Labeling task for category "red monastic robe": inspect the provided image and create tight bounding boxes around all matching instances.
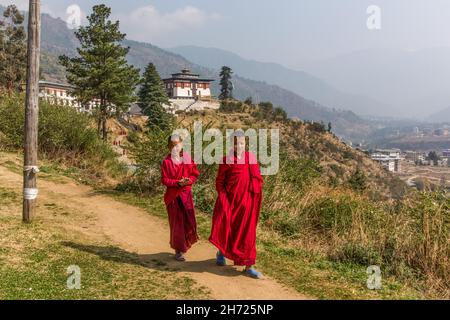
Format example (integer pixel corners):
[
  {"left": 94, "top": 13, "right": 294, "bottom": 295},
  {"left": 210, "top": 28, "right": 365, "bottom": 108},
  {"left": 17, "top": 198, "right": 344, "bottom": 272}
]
[
  {"left": 161, "top": 153, "right": 200, "bottom": 253},
  {"left": 209, "top": 151, "right": 263, "bottom": 266}
]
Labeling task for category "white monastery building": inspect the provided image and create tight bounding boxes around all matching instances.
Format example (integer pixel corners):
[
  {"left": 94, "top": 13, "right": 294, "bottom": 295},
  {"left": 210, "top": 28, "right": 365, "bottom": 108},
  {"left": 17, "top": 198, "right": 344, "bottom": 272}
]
[
  {"left": 38, "top": 81, "right": 99, "bottom": 112},
  {"left": 163, "top": 69, "right": 214, "bottom": 100}
]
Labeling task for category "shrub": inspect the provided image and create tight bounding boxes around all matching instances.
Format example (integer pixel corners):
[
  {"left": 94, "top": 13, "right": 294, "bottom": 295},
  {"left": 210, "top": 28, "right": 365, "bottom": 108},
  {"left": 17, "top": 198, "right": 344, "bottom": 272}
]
[
  {"left": 0, "top": 94, "right": 122, "bottom": 180},
  {"left": 192, "top": 183, "right": 216, "bottom": 214},
  {"left": 219, "top": 100, "right": 244, "bottom": 113},
  {"left": 306, "top": 122, "right": 326, "bottom": 133},
  {"left": 120, "top": 128, "right": 168, "bottom": 194},
  {"left": 332, "top": 243, "right": 382, "bottom": 266},
  {"left": 244, "top": 97, "right": 253, "bottom": 105},
  {"left": 348, "top": 168, "right": 367, "bottom": 192},
  {"left": 302, "top": 195, "right": 356, "bottom": 234},
  {"left": 266, "top": 152, "right": 322, "bottom": 193}
]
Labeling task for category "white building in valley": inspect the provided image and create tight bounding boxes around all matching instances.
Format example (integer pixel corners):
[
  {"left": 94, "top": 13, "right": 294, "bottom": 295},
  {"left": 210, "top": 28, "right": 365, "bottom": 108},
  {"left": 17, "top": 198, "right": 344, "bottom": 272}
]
[
  {"left": 371, "top": 149, "right": 402, "bottom": 173},
  {"left": 442, "top": 149, "right": 450, "bottom": 159}
]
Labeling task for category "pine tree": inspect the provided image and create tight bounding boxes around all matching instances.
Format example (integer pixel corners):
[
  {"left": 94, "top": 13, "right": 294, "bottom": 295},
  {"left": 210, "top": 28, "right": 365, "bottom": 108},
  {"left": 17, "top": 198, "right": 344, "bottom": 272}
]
[
  {"left": 219, "top": 66, "right": 233, "bottom": 100},
  {"left": 59, "top": 5, "right": 140, "bottom": 141},
  {"left": 0, "top": 5, "right": 26, "bottom": 93},
  {"left": 137, "top": 63, "right": 172, "bottom": 131}
]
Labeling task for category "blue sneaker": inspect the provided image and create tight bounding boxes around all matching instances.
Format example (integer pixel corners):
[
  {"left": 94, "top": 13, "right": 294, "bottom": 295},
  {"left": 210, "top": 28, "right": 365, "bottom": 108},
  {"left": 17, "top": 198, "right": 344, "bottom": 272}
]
[
  {"left": 244, "top": 268, "right": 262, "bottom": 279},
  {"left": 216, "top": 251, "right": 226, "bottom": 266}
]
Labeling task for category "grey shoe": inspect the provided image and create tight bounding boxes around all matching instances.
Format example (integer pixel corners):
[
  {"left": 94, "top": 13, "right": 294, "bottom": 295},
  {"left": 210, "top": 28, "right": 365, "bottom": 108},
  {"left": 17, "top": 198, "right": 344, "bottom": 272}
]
[{"left": 175, "top": 252, "right": 186, "bottom": 262}]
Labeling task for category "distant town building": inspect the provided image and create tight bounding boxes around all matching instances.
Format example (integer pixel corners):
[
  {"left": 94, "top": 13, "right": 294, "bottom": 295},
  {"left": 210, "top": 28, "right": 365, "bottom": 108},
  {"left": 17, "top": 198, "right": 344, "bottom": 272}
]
[
  {"left": 371, "top": 149, "right": 402, "bottom": 172},
  {"left": 163, "top": 69, "right": 214, "bottom": 100},
  {"left": 437, "top": 158, "right": 448, "bottom": 167},
  {"left": 442, "top": 149, "right": 450, "bottom": 159},
  {"left": 405, "top": 151, "right": 426, "bottom": 163},
  {"left": 376, "top": 149, "right": 401, "bottom": 158},
  {"left": 434, "top": 128, "right": 449, "bottom": 136}
]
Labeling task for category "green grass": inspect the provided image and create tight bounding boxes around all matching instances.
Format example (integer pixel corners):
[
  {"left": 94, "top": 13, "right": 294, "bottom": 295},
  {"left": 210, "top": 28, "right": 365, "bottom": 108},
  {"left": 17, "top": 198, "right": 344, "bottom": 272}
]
[
  {"left": 0, "top": 240, "right": 209, "bottom": 300},
  {"left": 0, "top": 186, "right": 18, "bottom": 206},
  {"left": 0, "top": 151, "right": 107, "bottom": 186},
  {"left": 0, "top": 183, "right": 210, "bottom": 300},
  {"left": 257, "top": 239, "right": 424, "bottom": 300},
  {"left": 0, "top": 159, "right": 21, "bottom": 175}
]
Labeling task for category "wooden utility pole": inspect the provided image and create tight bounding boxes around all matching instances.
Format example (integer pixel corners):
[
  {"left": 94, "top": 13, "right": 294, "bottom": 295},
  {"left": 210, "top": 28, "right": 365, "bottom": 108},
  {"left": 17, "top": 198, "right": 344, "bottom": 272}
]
[{"left": 23, "top": 0, "right": 41, "bottom": 223}]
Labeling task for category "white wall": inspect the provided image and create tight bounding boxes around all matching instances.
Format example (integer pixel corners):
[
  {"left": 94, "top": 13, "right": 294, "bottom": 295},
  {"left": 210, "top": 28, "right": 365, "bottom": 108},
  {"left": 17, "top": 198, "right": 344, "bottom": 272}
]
[
  {"left": 174, "top": 87, "right": 192, "bottom": 98},
  {"left": 196, "top": 88, "right": 211, "bottom": 97},
  {"left": 172, "top": 86, "right": 212, "bottom": 98}
]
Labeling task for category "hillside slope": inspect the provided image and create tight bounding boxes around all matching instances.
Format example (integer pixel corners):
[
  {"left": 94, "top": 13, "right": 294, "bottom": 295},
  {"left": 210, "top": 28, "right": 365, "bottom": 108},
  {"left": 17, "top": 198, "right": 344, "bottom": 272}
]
[
  {"left": 157, "top": 102, "right": 407, "bottom": 200},
  {"left": 9, "top": 7, "right": 373, "bottom": 141}
]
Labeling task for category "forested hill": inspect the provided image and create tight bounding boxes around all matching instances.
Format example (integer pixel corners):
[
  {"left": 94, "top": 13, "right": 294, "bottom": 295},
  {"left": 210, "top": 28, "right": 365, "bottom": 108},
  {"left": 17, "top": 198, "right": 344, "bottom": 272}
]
[{"left": 4, "top": 6, "right": 373, "bottom": 141}]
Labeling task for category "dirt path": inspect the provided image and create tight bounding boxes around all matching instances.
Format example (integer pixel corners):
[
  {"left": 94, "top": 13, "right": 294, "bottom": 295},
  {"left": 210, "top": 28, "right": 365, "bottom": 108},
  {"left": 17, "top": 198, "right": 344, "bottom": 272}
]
[{"left": 0, "top": 162, "right": 308, "bottom": 300}]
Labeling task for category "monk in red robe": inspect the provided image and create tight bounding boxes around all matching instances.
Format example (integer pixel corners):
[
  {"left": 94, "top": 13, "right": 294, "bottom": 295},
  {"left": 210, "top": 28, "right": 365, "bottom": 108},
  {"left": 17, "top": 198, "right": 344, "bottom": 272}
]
[
  {"left": 161, "top": 134, "right": 200, "bottom": 261},
  {"left": 209, "top": 131, "right": 264, "bottom": 279}
]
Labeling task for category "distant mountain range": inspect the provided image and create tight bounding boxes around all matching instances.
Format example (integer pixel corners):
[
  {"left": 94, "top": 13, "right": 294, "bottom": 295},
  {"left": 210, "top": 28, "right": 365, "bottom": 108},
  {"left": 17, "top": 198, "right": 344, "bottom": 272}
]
[
  {"left": 426, "top": 106, "right": 450, "bottom": 123},
  {"left": 296, "top": 48, "right": 450, "bottom": 121},
  {"left": 171, "top": 46, "right": 450, "bottom": 124},
  {"left": 170, "top": 45, "right": 389, "bottom": 118},
  {"left": 11, "top": 7, "right": 371, "bottom": 141}
]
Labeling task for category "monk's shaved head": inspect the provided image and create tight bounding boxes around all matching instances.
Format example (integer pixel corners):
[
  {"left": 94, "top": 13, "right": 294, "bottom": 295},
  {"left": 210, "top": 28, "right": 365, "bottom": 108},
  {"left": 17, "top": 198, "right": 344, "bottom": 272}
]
[
  {"left": 230, "top": 130, "right": 246, "bottom": 157},
  {"left": 168, "top": 134, "right": 182, "bottom": 144}
]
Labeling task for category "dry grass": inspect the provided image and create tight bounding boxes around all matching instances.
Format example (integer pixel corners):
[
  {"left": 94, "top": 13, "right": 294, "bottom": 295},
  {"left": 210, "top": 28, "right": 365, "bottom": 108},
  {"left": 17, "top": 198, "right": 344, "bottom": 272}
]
[{"left": 261, "top": 176, "right": 449, "bottom": 298}]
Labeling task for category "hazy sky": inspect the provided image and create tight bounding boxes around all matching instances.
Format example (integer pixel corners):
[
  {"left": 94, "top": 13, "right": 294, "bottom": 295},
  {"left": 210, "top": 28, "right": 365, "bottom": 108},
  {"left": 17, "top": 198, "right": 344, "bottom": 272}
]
[{"left": 3, "top": 0, "right": 450, "bottom": 67}]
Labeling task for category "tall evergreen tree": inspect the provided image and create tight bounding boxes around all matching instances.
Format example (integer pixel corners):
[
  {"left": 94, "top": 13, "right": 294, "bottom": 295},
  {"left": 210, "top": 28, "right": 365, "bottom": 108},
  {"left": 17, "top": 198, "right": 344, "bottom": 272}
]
[
  {"left": 0, "top": 5, "right": 26, "bottom": 93},
  {"left": 59, "top": 5, "right": 140, "bottom": 141},
  {"left": 219, "top": 66, "right": 233, "bottom": 100},
  {"left": 137, "top": 63, "right": 172, "bottom": 131}
]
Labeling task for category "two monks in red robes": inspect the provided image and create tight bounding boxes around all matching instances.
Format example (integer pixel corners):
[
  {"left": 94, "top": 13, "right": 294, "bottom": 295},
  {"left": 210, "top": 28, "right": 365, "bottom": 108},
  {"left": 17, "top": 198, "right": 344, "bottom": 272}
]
[
  {"left": 209, "top": 131, "right": 264, "bottom": 279},
  {"left": 161, "top": 134, "right": 199, "bottom": 262},
  {"left": 161, "top": 131, "right": 263, "bottom": 278}
]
